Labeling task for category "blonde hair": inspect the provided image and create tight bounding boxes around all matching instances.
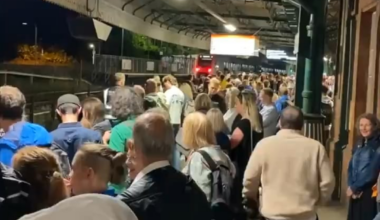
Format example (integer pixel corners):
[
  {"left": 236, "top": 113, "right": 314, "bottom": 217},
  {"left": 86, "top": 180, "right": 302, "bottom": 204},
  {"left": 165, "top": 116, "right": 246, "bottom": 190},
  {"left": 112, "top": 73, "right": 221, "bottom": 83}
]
[
  {"left": 75, "top": 144, "right": 127, "bottom": 185},
  {"left": 183, "top": 112, "right": 216, "bottom": 150},
  {"left": 225, "top": 87, "right": 239, "bottom": 109},
  {"left": 163, "top": 75, "right": 178, "bottom": 86},
  {"left": 179, "top": 82, "right": 194, "bottom": 100},
  {"left": 279, "top": 84, "right": 288, "bottom": 96},
  {"left": 207, "top": 108, "right": 228, "bottom": 133},
  {"left": 238, "top": 91, "right": 262, "bottom": 133},
  {"left": 194, "top": 93, "right": 212, "bottom": 111},
  {"left": 12, "top": 147, "right": 67, "bottom": 211}
]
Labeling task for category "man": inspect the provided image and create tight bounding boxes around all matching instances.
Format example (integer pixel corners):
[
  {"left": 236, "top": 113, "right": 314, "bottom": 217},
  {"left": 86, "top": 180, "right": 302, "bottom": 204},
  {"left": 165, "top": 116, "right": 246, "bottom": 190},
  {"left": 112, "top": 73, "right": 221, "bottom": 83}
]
[
  {"left": 143, "top": 79, "right": 167, "bottom": 111},
  {"left": 119, "top": 111, "right": 211, "bottom": 220},
  {"left": 243, "top": 106, "right": 335, "bottom": 220},
  {"left": 104, "top": 73, "right": 125, "bottom": 119},
  {"left": 0, "top": 86, "right": 51, "bottom": 166},
  {"left": 259, "top": 88, "right": 279, "bottom": 137},
  {"left": 208, "top": 77, "right": 227, "bottom": 113},
  {"left": 51, "top": 94, "right": 102, "bottom": 162},
  {"left": 274, "top": 84, "right": 289, "bottom": 113},
  {"left": 162, "top": 75, "right": 184, "bottom": 135}
]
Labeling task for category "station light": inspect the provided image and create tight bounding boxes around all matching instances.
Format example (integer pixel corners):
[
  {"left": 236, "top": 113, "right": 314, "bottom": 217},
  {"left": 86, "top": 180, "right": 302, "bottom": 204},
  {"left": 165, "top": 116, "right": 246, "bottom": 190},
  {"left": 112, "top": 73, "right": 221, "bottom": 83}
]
[
  {"left": 224, "top": 24, "right": 237, "bottom": 32},
  {"left": 89, "top": 44, "right": 95, "bottom": 49},
  {"left": 22, "top": 22, "right": 28, "bottom": 26}
]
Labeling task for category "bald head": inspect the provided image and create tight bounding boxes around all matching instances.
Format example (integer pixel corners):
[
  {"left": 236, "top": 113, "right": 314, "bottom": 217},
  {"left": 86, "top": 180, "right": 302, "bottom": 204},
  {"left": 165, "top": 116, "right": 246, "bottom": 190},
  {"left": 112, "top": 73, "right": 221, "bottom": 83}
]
[
  {"left": 280, "top": 106, "right": 304, "bottom": 130},
  {"left": 133, "top": 112, "right": 174, "bottom": 158}
]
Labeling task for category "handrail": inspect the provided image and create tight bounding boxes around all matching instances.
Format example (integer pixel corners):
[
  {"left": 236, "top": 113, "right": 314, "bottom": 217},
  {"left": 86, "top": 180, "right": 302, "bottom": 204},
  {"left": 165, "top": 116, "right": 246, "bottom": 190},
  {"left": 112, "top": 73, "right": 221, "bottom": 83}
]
[{"left": 26, "top": 90, "right": 103, "bottom": 106}]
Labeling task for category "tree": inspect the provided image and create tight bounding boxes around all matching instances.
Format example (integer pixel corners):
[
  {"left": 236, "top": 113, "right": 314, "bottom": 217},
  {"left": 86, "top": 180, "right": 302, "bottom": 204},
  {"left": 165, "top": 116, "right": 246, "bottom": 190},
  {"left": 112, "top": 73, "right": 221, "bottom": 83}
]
[{"left": 10, "top": 45, "right": 74, "bottom": 65}]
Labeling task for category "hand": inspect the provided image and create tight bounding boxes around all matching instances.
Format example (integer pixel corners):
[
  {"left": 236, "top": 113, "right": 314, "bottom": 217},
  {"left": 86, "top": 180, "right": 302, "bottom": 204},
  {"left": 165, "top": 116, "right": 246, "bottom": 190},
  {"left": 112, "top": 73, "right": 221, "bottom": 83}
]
[
  {"left": 103, "top": 131, "right": 111, "bottom": 144},
  {"left": 346, "top": 187, "right": 353, "bottom": 197},
  {"left": 63, "top": 178, "right": 71, "bottom": 197}
]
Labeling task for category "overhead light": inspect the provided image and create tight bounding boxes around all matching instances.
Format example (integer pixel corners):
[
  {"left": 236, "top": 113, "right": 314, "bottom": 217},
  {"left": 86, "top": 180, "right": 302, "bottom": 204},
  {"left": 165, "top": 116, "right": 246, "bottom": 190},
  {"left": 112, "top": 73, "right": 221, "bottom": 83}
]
[
  {"left": 89, "top": 44, "right": 95, "bottom": 49},
  {"left": 22, "top": 22, "right": 28, "bottom": 26},
  {"left": 323, "top": 56, "right": 328, "bottom": 62},
  {"left": 224, "top": 24, "right": 237, "bottom": 32}
]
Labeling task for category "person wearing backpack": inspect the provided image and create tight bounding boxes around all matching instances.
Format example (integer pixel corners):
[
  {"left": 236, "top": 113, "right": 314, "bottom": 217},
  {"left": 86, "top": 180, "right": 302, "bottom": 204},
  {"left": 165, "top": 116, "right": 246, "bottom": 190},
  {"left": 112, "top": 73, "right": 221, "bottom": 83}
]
[
  {"left": 182, "top": 112, "right": 235, "bottom": 220},
  {"left": 143, "top": 79, "right": 168, "bottom": 111}
]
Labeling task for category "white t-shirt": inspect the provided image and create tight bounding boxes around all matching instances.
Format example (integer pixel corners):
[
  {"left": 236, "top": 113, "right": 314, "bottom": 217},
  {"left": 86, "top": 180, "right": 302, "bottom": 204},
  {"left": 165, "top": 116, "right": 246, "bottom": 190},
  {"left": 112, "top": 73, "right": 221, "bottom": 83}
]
[{"left": 165, "top": 86, "right": 185, "bottom": 125}]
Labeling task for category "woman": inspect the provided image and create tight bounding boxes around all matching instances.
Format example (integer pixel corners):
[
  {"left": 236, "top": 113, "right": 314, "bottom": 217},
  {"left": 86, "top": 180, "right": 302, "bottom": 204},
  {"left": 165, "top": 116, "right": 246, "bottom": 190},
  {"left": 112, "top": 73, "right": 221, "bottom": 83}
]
[
  {"left": 229, "top": 89, "right": 263, "bottom": 220},
  {"left": 194, "top": 93, "right": 212, "bottom": 114},
  {"left": 224, "top": 87, "right": 240, "bottom": 131},
  {"left": 347, "top": 113, "right": 380, "bottom": 220},
  {"left": 207, "top": 108, "right": 230, "bottom": 154},
  {"left": 70, "top": 143, "right": 127, "bottom": 196},
  {"left": 12, "top": 147, "right": 68, "bottom": 213},
  {"left": 182, "top": 112, "right": 235, "bottom": 201},
  {"left": 81, "top": 97, "right": 105, "bottom": 129}
]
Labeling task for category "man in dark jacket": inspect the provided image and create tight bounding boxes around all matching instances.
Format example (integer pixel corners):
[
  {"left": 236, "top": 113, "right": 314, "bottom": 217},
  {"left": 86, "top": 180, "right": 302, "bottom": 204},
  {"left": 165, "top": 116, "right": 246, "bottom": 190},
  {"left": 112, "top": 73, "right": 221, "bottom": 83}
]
[{"left": 118, "top": 110, "right": 211, "bottom": 220}]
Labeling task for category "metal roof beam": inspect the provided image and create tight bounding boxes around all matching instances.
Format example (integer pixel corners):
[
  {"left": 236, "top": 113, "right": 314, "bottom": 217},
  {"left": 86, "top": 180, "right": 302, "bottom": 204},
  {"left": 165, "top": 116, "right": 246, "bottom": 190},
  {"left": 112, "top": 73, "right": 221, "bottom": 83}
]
[
  {"left": 156, "top": 9, "right": 287, "bottom": 22},
  {"left": 174, "top": 22, "right": 293, "bottom": 33}
]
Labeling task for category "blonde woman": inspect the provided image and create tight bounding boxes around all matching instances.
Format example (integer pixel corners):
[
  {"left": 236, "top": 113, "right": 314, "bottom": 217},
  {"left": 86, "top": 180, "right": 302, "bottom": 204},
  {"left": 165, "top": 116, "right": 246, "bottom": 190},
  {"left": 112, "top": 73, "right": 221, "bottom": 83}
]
[
  {"left": 194, "top": 93, "right": 212, "bottom": 114},
  {"left": 224, "top": 87, "right": 240, "bottom": 131},
  {"left": 207, "top": 108, "right": 230, "bottom": 153},
  {"left": 182, "top": 112, "right": 235, "bottom": 202},
  {"left": 229, "top": 89, "right": 263, "bottom": 215}
]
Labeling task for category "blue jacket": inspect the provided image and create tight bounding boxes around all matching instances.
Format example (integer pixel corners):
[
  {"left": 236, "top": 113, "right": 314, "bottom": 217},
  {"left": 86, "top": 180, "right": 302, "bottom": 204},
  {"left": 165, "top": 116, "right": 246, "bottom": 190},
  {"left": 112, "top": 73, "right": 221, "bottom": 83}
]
[
  {"left": 0, "top": 122, "right": 52, "bottom": 166},
  {"left": 275, "top": 95, "right": 289, "bottom": 113},
  {"left": 348, "top": 133, "right": 380, "bottom": 193}
]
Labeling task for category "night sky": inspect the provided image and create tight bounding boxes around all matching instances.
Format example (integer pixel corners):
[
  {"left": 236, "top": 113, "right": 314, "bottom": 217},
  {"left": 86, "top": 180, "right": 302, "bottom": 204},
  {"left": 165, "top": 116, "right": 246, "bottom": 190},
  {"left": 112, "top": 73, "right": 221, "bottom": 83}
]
[{"left": 0, "top": 0, "right": 132, "bottom": 62}]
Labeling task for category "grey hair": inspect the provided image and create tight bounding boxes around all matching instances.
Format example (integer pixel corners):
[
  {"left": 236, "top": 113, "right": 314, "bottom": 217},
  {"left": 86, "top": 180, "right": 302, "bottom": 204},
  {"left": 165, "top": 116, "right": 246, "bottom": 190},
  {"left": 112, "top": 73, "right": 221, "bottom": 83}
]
[
  {"left": 133, "top": 112, "right": 174, "bottom": 159},
  {"left": 110, "top": 86, "right": 144, "bottom": 120},
  {"left": 145, "top": 107, "right": 171, "bottom": 121}
]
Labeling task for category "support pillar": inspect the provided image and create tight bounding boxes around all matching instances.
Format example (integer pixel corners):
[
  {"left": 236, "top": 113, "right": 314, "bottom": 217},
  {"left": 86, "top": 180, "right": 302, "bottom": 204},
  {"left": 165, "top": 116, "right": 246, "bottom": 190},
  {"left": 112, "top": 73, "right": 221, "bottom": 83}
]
[
  {"left": 295, "top": 7, "right": 310, "bottom": 108},
  {"left": 301, "top": 0, "right": 328, "bottom": 144}
]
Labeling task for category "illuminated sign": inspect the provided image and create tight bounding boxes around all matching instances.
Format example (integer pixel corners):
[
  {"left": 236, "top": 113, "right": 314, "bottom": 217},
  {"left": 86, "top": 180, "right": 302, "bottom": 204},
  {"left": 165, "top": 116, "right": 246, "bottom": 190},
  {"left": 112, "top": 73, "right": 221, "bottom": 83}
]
[{"left": 210, "top": 34, "right": 256, "bottom": 56}]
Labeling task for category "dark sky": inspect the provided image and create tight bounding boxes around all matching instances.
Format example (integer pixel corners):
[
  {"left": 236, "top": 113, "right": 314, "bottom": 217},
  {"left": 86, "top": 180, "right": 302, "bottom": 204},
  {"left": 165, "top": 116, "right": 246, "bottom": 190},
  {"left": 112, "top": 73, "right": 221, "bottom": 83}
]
[{"left": 0, "top": 0, "right": 131, "bottom": 62}]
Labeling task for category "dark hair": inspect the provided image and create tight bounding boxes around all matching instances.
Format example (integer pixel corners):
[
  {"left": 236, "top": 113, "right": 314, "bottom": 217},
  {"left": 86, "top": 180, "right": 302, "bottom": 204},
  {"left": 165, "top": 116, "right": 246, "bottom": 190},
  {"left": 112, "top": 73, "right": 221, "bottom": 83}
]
[
  {"left": 58, "top": 105, "right": 79, "bottom": 115},
  {"left": 0, "top": 86, "right": 26, "bottom": 120},
  {"left": 262, "top": 88, "right": 274, "bottom": 98},
  {"left": 111, "top": 86, "right": 144, "bottom": 120},
  {"left": 280, "top": 106, "right": 304, "bottom": 130},
  {"left": 321, "top": 85, "right": 329, "bottom": 94},
  {"left": 356, "top": 113, "right": 380, "bottom": 136}
]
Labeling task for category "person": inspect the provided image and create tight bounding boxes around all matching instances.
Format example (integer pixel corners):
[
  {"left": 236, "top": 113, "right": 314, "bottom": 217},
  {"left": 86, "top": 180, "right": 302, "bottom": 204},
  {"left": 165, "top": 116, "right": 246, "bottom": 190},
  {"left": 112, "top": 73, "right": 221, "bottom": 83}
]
[
  {"left": 224, "top": 87, "right": 240, "bottom": 132},
  {"left": 104, "top": 73, "right": 126, "bottom": 120},
  {"left": 347, "top": 113, "right": 380, "bottom": 220},
  {"left": 69, "top": 143, "right": 127, "bottom": 196},
  {"left": 133, "top": 85, "right": 145, "bottom": 99},
  {"left": 80, "top": 97, "right": 105, "bottom": 129},
  {"left": 108, "top": 87, "right": 144, "bottom": 152},
  {"left": 0, "top": 86, "right": 52, "bottom": 166},
  {"left": 51, "top": 94, "right": 102, "bottom": 163},
  {"left": 162, "top": 75, "right": 185, "bottom": 135},
  {"left": 118, "top": 111, "right": 211, "bottom": 220},
  {"left": 208, "top": 78, "right": 227, "bottom": 114},
  {"left": 182, "top": 112, "right": 235, "bottom": 201},
  {"left": 243, "top": 106, "right": 335, "bottom": 220},
  {"left": 194, "top": 93, "right": 213, "bottom": 114},
  {"left": 19, "top": 194, "right": 138, "bottom": 220},
  {"left": 229, "top": 89, "right": 263, "bottom": 219},
  {"left": 321, "top": 85, "right": 333, "bottom": 144},
  {"left": 144, "top": 79, "right": 167, "bottom": 111},
  {"left": 274, "top": 84, "right": 289, "bottom": 113},
  {"left": 12, "top": 147, "right": 68, "bottom": 213},
  {"left": 259, "top": 88, "right": 279, "bottom": 137},
  {"left": 179, "top": 82, "right": 195, "bottom": 118},
  {"left": 206, "top": 108, "right": 231, "bottom": 153}
]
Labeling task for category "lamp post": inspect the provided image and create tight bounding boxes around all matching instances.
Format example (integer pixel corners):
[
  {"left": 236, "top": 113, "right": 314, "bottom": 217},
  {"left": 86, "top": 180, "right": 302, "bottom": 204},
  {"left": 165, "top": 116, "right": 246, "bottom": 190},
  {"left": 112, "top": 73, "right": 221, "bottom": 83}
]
[
  {"left": 22, "top": 22, "right": 38, "bottom": 46},
  {"left": 89, "top": 44, "right": 96, "bottom": 65}
]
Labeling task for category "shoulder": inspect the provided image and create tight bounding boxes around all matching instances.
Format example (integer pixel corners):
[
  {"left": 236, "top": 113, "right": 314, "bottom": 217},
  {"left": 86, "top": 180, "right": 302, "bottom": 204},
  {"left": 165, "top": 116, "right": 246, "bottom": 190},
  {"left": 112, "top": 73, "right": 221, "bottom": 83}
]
[{"left": 236, "top": 118, "right": 250, "bottom": 129}]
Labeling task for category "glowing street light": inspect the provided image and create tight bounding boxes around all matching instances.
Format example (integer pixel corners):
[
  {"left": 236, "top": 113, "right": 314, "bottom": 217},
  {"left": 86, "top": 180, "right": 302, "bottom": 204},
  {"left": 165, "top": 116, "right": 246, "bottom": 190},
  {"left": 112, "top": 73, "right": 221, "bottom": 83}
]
[
  {"left": 89, "top": 44, "right": 95, "bottom": 49},
  {"left": 224, "top": 24, "right": 237, "bottom": 32},
  {"left": 89, "top": 44, "right": 96, "bottom": 64},
  {"left": 22, "top": 22, "right": 38, "bottom": 46}
]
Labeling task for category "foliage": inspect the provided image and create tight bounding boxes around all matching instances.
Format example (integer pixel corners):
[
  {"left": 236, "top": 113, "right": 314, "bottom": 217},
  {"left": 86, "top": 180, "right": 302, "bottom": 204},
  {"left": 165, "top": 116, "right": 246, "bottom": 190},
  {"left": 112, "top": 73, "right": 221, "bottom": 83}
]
[
  {"left": 132, "top": 34, "right": 159, "bottom": 52},
  {"left": 10, "top": 45, "right": 74, "bottom": 65}
]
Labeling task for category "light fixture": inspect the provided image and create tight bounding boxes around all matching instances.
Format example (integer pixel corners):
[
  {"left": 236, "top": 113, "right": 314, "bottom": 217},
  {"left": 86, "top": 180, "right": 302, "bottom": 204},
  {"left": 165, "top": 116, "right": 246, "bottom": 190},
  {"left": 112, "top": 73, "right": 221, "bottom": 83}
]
[
  {"left": 323, "top": 56, "right": 328, "bottom": 62},
  {"left": 22, "top": 22, "right": 28, "bottom": 26},
  {"left": 224, "top": 24, "right": 237, "bottom": 32},
  {"left": 89, "top": 44, "right": 95, "bottom": 49}
]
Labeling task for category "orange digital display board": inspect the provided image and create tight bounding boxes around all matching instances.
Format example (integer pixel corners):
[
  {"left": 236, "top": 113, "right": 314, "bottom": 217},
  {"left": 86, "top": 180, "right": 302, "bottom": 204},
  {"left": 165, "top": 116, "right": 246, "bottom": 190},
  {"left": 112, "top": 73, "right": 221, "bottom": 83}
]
[{"left": 210, "top": 34, "right": 257, "bottom": 56}]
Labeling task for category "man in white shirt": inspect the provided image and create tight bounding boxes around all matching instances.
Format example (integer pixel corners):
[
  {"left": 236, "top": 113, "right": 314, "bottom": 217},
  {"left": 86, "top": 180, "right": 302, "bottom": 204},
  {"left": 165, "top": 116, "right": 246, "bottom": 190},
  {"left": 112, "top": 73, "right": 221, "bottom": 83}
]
[{"left": 259, "top": 88, "right": 279, "bottom": 137}]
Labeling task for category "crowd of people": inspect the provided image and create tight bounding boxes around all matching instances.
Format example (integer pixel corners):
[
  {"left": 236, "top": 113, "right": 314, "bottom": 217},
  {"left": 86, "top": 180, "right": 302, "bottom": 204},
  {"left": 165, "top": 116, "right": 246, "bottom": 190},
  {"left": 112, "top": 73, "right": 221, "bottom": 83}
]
[{"left": 0, "top": 70, "right": 367, "bottom": 220}]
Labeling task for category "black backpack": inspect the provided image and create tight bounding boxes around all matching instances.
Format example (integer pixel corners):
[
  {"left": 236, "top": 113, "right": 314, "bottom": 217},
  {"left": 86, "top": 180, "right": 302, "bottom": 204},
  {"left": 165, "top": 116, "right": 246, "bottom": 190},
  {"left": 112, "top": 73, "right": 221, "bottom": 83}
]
[
  {"left": 50, "top": 142, "right": 71, "bottom": 178},
  {"left": 197, "top": 151, "right": 234, "bottom": 220},
  {"left": 0, "top": 163, "right": 31, "bottom": 220}
]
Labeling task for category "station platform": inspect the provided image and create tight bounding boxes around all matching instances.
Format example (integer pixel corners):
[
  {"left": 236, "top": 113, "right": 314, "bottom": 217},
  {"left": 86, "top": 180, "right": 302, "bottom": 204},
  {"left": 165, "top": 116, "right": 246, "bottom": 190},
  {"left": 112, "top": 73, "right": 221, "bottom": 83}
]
[{"left": 318, "top": 205, "right": 346, "bottom": 220}]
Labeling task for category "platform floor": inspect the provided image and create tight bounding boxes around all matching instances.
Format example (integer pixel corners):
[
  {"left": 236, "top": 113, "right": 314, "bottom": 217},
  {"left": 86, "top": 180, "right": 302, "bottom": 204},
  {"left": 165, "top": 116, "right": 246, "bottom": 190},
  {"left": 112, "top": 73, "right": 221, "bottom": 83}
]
[{"left": 317, "top": 206, "right": 347, "bottom": 220}]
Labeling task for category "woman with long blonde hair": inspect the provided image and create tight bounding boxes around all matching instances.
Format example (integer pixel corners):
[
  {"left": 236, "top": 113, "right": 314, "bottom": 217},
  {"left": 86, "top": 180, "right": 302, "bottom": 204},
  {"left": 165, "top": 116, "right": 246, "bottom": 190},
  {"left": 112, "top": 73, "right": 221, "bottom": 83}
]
[{"left": 229, "top": 89, "right": 263, "bottom": 217}]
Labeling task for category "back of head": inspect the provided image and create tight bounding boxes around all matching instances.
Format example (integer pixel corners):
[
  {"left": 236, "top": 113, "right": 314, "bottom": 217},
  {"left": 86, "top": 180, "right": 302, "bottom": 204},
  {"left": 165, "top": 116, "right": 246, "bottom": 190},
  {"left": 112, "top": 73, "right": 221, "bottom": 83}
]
[
  {"left": 111, "top": 86, "right": 144, "bottom": 120},
  {"left": 75, "top": 144, "right": 127, "bottom": 185},
  {"left": 133, "top": 112, "right": 174, "bottom": 159},
  {"left": 133, "top": 85, "right": 145, "bottom": 99},
  {"left": 0, "top": 85, "right": 26, "bottom": 121},
  {"left": 194, "top": 93, "right": 212, "bottom": 112},
  {"left": 179, "top": 82, "right": 194, "bottom": 100},
  {"left": 81, "top": 97, "right": 105, "bottom": 129},
  {"left": 225, "top": 87, "right": 239, "bottom": 109},
  {"left": 206, "top": 108, "right": 227, "bottom": 133},
  {"left": 12, "top": 147, "right": 67, "bottom": 211},
  {"left": 280, "top": 106, "right": 304, "bottom": 130},
  {"left": 183, "top": 112, "right": 216, "bottom": 150},
  {"left": 114, "top": 73, "right": 125, "bottom": 86},
  {"left": 163, "top": 75, "right": 177, "bottom": 86},
  {"left": 19, "top": 194, "right": 138, "bottom": 220},
  {"left": 145, "top": 79, "right": 157, "bottom": 94}
]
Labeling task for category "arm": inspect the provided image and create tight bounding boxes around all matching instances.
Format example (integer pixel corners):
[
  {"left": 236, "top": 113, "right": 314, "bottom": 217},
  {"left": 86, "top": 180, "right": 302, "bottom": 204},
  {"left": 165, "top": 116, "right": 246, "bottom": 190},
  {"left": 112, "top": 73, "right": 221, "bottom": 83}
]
[
  {"left": 187, "top": 152, "right": 212, "bottom": 201},
  {"left": 262, "top": 108, "right": 278, "bottom": 128},
  {"left": 230, "top": 119, "right": 250, "bottom": 149},
  {"left": 242, "top": 143, "right": 263, "bottom": 200},
  {"left": 0, "top": 145, "right": 14, "bottom": 166},
  {"left": 109, "top": 128, "right": 126, "bottom": 152},
  {"left": 350, "top": 147, "right": 380, "bottom": 193},
  {"left": 317, "top": 144, "right": 335, "bottom": 203}
]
